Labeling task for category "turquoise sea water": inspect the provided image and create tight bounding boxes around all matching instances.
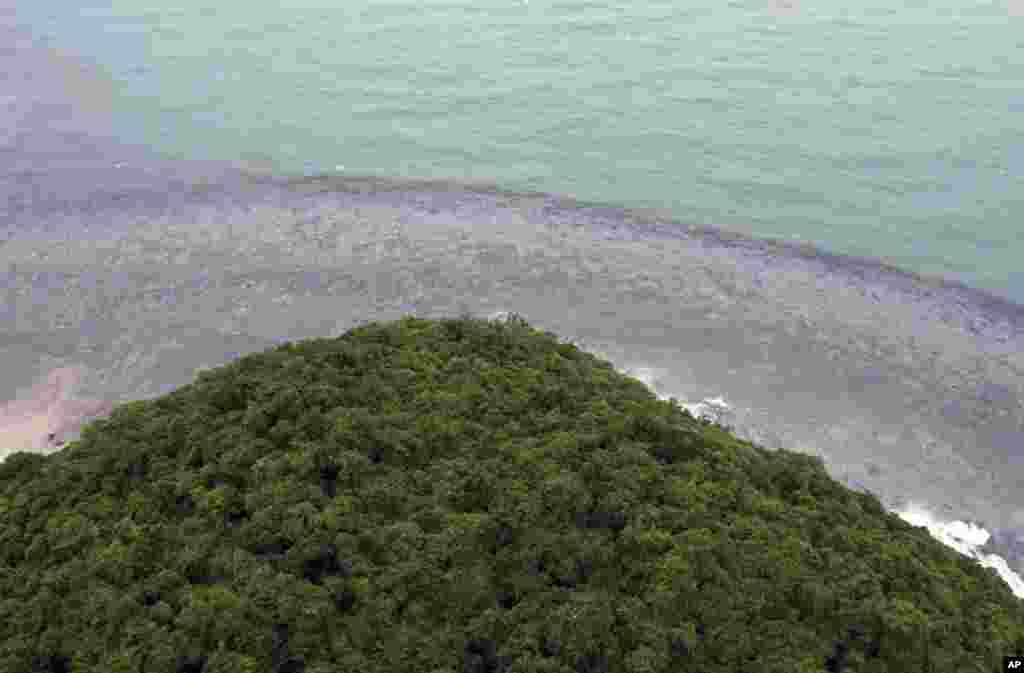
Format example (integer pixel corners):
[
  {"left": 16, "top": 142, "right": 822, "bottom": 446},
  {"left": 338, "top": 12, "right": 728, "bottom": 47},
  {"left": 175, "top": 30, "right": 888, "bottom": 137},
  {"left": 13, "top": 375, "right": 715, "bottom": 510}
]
[{"left": 10, "top": 0, "right": 1024, "bottom": 305}]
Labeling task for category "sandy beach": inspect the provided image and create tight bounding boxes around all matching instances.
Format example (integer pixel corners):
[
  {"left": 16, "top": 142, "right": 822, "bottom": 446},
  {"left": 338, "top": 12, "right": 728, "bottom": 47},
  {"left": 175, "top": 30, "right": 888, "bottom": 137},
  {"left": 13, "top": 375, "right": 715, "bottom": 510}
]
[{"left": 0, "top": 365, "right": 113, "bottom": 456}]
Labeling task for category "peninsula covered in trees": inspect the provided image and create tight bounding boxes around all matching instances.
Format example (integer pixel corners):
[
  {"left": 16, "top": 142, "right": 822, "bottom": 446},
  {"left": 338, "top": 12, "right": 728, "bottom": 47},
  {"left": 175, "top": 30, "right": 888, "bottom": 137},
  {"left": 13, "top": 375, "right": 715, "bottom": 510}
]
[{"left": 1, "top": 315, "right": 1022, "bottom": 672}]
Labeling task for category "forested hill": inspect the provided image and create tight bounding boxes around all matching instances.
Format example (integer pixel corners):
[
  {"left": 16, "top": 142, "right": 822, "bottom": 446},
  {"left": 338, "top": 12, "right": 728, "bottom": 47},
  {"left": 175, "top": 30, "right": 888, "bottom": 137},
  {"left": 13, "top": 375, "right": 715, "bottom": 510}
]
[{"left": 1, "top": 315, "right": 1022, "bottom": 673}]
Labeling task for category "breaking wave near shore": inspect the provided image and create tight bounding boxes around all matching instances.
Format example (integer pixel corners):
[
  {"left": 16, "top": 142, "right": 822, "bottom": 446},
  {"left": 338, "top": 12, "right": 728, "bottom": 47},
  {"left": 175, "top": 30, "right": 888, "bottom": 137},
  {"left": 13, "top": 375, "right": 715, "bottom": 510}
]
[{"left": 602, "top": 354, "right": 1024, "bottom": 600}]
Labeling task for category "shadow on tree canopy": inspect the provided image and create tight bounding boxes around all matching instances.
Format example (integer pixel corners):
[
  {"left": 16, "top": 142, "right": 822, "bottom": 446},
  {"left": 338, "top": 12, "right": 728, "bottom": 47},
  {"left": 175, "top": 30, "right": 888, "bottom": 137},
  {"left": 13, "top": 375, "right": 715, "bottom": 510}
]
[{"left": 1, "top": 314, "right": 1022, "bottom": 672}]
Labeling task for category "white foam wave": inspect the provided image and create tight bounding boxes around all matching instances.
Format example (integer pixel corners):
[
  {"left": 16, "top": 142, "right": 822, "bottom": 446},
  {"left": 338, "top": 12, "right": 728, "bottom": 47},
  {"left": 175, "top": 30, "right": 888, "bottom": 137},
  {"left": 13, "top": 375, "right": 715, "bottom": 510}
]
[
  {"left": 619, "top": 363, "right": 734, "bottom": 425},
  {"left": 477, "top": 333, "right": 1024, "bottom": 601},
  {"left": 893, "top": 503, "right": 1024, "bottom": 599},
  {"left": 618, "top": 360, "right": 1024, "bottom": 600}
]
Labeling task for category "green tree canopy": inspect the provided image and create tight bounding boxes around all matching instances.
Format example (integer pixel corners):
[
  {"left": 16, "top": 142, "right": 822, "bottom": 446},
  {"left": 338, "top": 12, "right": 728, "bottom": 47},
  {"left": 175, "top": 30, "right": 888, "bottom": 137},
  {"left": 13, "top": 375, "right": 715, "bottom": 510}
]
[{"left": 1, "top": 315, "right": 1022, "bottom": 672}]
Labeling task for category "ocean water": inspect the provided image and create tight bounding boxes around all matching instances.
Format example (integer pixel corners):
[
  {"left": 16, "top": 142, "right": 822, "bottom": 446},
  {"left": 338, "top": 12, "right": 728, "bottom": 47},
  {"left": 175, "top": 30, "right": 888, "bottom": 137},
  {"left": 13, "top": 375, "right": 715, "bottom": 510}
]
[
  {"left": 619, "top": 360, "right": 1024, "bottom": 599},
  {"left": 3, "top": 0, "right": 1024, "bottom": 599},
  {"left": 9, "top": 0, "right": 1024, "bottom": 305}
]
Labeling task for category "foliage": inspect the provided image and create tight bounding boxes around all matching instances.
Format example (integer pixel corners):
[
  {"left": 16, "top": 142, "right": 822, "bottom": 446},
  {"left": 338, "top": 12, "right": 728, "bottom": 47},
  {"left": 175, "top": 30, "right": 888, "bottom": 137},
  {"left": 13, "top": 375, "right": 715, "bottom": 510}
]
[{"left": 1, "top": 315, "right": 1022, "bottom": 672}]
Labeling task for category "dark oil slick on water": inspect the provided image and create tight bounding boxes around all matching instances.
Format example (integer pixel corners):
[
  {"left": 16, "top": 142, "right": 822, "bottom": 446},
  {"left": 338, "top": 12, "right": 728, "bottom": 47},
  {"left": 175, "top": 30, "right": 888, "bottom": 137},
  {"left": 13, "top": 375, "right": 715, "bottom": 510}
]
[{"left": 2, "top": 3, "right": 1024, "bottom": 587}]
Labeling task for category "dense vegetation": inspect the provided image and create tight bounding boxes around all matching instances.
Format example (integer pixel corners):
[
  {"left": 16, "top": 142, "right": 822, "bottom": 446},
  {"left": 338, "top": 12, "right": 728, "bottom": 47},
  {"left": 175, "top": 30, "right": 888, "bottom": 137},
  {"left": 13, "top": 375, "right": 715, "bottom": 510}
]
[{"left": 1, "top": 315, "right": 1022, "bottom": 673}]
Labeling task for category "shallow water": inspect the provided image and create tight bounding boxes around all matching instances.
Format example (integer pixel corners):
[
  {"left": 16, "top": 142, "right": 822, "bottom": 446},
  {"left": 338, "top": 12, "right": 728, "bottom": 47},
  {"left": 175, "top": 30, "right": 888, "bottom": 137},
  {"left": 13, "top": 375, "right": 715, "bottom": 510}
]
[
  {"left": 6, "top": 168, "right": 1024, "bottom": 571},
  {"left": 2, "top": 0, "right": 1024, "bottom": 594},
  {"left": 8, "top": 0, "right": 1024, "bottom": 304}
]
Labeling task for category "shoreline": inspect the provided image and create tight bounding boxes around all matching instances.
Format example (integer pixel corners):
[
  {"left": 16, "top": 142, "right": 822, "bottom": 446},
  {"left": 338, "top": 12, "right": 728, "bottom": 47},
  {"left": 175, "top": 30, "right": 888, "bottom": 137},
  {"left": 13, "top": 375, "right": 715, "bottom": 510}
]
[{"left": 3, "top": 167, "right": 1023, "bottom": 575}]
